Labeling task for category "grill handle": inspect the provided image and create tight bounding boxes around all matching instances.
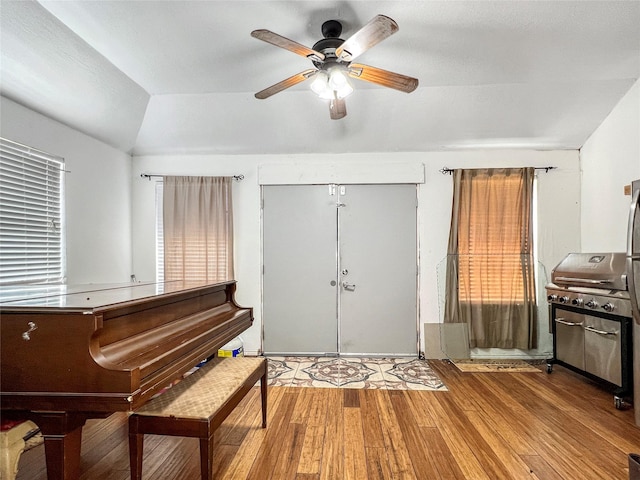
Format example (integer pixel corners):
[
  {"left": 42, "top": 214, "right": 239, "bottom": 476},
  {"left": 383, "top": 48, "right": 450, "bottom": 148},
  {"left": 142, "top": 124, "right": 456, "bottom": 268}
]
[
  {"left": 554, "top": 276, "right": 613, "bottom": 285},
  {"left": 554, "top": 318, "right": 583, "bottom": 326},
  {"left": 584, "top": 325, "right": 618, "bottom": 336}
]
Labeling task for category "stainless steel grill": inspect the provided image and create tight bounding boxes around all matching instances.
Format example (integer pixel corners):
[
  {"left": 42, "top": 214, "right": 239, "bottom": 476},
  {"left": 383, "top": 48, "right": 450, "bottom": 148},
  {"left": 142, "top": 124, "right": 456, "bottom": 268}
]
[
  {"left": 546, "top": 252, "right": 633, "bottom": 409},
  {"left": 547, "top": 252, "right": 631, "bottom": 317}
]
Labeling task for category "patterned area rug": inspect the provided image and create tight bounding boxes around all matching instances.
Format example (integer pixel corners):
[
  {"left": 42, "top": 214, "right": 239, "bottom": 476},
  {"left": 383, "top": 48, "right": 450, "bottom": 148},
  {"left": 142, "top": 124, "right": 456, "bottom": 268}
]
[
  {"left": 451, "top": 358, "right": 542, "bottom": 373},
  {"left": 267, "top": 357, "right": 447, "bottom": 391}
]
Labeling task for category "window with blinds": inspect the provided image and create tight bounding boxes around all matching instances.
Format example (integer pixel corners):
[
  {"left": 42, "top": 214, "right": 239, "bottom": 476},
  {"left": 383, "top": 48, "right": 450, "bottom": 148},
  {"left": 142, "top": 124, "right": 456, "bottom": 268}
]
[
  {"left": 457, "top": 173, "right": 531, "bottom": 304},
  {"left": 157, "top": 176, "right": 234, "bottom": 284},
  {"left": 155, "top": 181, "right": 164, "bottom": 283},
  {"left": 0, "top": 138, "right": 65, "bottom": 285}
]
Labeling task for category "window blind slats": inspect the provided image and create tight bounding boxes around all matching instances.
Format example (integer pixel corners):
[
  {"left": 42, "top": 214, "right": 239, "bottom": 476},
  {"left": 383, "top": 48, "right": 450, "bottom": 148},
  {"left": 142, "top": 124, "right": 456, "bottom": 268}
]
[
  {"left": 0, "top": 174, "right": 61, "bottom": 189},
  {"left": 158, "top": 176, "right": 234, "bottom": 284},
  {"left": 155, "top": 182, "right": 164, "bottom": 283},
  {"left": 458, "top": 173, "right": 530, "bottom": 303},
  {"left": 0, "top": 208, "right": 61, "bottom": 219},
  {"left": 0, "top": 138, "right": 65, "bottom": 285}
]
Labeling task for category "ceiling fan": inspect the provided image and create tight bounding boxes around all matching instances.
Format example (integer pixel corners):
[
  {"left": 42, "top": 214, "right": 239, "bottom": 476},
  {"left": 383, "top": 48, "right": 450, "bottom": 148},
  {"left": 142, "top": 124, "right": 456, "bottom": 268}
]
[{"left": 251, "top": 14, "right": 419, "bottom": 119}]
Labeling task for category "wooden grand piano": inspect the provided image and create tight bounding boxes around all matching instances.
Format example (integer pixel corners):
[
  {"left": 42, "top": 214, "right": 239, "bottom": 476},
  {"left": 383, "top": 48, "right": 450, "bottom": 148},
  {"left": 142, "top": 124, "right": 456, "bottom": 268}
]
[{"left": 0, "top": 280, "right": 253, "bottom": 480}]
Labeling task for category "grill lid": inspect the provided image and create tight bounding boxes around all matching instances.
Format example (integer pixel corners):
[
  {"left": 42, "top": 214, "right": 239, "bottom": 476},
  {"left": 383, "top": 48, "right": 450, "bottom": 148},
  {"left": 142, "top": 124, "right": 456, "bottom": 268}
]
[{"left": 551, "top": 252, "right": 627, "bottom": 291}]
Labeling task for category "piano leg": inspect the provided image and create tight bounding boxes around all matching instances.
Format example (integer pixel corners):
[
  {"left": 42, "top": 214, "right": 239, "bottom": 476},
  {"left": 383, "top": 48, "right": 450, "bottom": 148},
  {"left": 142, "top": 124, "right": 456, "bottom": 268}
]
[
  {"left": 43, "top": 428, "right": 83, "bottom": 480},
  {"left": 28, "top": 411, "right": 103, "bottom": 480}
]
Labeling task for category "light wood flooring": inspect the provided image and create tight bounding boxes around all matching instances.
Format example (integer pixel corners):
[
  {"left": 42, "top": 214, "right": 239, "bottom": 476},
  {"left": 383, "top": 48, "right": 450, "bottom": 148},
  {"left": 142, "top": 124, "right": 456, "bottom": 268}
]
[{"left": 15, "top": 360, "right": 640, "bottom": 479}]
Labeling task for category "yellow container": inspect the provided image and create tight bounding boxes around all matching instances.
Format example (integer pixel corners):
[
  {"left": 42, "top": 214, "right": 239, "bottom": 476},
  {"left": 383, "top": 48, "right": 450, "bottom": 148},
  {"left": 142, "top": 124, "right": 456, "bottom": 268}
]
[{"left": 218, "top": 337, "right": 244, "bottom": 357}]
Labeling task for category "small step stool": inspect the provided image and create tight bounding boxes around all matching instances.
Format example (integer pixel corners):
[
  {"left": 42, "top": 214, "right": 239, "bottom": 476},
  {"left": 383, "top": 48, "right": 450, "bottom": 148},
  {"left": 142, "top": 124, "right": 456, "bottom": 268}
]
[{"left": 129, "top": 356, "right": 267, "bottom": 480}]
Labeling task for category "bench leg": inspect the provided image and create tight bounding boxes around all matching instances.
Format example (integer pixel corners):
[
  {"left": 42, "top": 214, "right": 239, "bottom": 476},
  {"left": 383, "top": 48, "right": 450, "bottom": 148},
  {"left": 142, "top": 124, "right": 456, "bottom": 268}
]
[
  {"left": 199, "top": 436, "right": 214, "bottom": 480},
  {"left": 129, "top": 433, "right": 144, "bottom": 480},
  {"left": 261, "top": 368, "right": 268, "bottom": 428}
]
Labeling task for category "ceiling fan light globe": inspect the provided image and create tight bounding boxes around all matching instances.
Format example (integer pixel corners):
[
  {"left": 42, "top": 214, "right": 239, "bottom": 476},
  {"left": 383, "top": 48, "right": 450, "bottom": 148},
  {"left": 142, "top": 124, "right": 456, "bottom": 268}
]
[
  {"left": 318, "top": 90, "right": 335, "bottom": 100},
  {"left": 335, "top": 83, "right": 353, "bottom": 99},
  {"left": 328, "top": 68, "right": 348, "bottom": 89},
  {"left": 310, "top": 71, "right": 329, "bottom": 96},
  {"left": 327, "top": 67, "right": 353, "bottom": 99}
]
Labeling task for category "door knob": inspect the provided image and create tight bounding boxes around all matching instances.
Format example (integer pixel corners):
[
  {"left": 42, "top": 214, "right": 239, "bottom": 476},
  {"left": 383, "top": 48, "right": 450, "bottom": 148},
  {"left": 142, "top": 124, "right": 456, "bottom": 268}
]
[{"left": 342, "top": 282, "right": 356, "bottom": 291}]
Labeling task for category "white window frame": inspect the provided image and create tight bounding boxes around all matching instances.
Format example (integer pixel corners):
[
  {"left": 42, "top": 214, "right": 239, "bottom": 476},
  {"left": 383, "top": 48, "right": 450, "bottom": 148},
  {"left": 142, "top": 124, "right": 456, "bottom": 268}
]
[{"left": 0, "top": 138, "right": 66, "bottom": 285}]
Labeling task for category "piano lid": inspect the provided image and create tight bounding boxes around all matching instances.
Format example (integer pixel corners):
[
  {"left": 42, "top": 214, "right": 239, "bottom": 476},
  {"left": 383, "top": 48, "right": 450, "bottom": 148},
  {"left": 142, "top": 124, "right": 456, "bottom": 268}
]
[{"left": 0, "top": 280, "right": 229, "bottom": 311}]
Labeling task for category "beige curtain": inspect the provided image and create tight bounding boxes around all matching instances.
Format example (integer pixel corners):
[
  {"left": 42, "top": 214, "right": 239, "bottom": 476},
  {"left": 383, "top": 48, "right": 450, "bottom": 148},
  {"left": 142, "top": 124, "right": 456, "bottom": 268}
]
[
  {"left": 163, "top": 176, "right": 234, "bottom": 283},
  {"left": 444, "top": 168, "right": 537, "bottom": 349}
]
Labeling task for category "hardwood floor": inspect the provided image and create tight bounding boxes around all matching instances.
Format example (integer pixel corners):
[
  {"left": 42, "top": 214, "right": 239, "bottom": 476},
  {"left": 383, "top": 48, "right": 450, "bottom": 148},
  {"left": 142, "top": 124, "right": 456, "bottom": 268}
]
[{"left": 15, "top": 360, "right": 640, "bottom": 479}]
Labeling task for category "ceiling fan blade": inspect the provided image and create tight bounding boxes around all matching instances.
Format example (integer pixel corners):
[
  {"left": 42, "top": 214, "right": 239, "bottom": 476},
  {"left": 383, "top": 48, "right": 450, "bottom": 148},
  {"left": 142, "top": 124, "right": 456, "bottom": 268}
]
[
  {"left": 348, "top": 63, "right": 418, "bottom": 93},
  {"left": 251, "top": 29, "right": 325, "bottom": 62},
  {"left": 335, "top": 15, "right": 399, "bottom": 62},
  {"left": 329, "top": 96, "right": 347, "bottom": 120},
  {"left": 255, "top": 69, "right": 317, "bottom": 99}
]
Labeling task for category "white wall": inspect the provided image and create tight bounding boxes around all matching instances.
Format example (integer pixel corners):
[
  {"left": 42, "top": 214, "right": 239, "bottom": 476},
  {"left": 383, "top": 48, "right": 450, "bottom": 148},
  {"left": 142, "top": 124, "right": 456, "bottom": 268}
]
[
  {"left": 580, "top": 80, "right": 640, "bottom": 252},
  {"left": 1, "top": 97, "right": 133, "bottom": 283},
  {"left": 132, "top": 150, "right": 580, "bottom": 356}
]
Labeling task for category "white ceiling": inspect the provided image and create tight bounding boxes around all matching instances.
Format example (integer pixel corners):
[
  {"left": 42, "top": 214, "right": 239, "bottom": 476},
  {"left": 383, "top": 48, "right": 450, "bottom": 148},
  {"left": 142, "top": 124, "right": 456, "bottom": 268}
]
[{"left": 1, "top": 1, "right": 638, "bottom": 155}]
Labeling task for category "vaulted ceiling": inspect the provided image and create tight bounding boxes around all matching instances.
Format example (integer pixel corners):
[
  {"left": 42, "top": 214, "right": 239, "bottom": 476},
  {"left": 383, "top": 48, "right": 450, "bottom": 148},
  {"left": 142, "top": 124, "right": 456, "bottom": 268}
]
[{"left": 1, "top": 1, "right": 639, "bottom": 155}]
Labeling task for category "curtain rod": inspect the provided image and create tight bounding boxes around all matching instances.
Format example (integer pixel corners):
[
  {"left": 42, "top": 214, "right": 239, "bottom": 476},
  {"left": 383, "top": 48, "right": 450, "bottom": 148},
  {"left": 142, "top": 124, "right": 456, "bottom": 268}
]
[
  {"left": 140, "top": 173, "right": 245, "bottom": 181},
  {"left": 439, "top": 166, "right": 556, "bottom": 175}
]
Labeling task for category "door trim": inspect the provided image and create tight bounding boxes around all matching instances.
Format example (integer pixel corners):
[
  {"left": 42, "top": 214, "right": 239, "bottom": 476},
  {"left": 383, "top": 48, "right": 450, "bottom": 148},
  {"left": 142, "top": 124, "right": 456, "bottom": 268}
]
[{"left": 258, "top": 162, "right": 425, "bottom": 185}]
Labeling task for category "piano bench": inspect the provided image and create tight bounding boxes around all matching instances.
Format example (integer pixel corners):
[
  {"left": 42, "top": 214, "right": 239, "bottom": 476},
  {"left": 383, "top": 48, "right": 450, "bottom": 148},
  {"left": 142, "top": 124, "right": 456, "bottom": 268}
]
[{"left": 128, "top": 356, "right": 267, "bottom": 480}]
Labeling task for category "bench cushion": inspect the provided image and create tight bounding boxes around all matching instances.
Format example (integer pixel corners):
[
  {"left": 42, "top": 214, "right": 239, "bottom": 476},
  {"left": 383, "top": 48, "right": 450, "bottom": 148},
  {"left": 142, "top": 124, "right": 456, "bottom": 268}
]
[{"left": 133, "top": 356, "right": 265, "bottom": 420}]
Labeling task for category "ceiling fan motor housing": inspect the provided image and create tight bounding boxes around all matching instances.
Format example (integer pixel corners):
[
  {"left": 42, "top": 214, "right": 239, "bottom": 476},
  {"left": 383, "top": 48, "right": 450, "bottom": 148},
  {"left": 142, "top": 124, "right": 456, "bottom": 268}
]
[{"left": 312, "top": 20, "right": 346, "bottom": 69}]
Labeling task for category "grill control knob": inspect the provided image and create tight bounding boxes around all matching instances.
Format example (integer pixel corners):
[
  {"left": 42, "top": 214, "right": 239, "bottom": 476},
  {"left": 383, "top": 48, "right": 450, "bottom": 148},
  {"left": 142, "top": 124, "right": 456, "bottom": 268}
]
[
  {"left": 559, "top": 296, "right": 570, "bottom": 304},
  {"left": 572, "top": 298, "right": 584, "bottom": 307},
  {"left": 547, "top": 294, "right": 558, "bottom": 302},
  {"left": 602, "top": 303, "right": 615, "bottom": 312},
  {"left": 586, "top": 299, "right": 599, "bottom": 309}
]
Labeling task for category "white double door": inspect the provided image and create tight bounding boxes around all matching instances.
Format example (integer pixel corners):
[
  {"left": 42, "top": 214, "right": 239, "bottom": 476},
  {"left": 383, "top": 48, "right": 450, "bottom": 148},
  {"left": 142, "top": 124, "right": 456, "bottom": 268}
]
[{"left": 262, "top": 184, "right": 417, "bottom": 356}]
